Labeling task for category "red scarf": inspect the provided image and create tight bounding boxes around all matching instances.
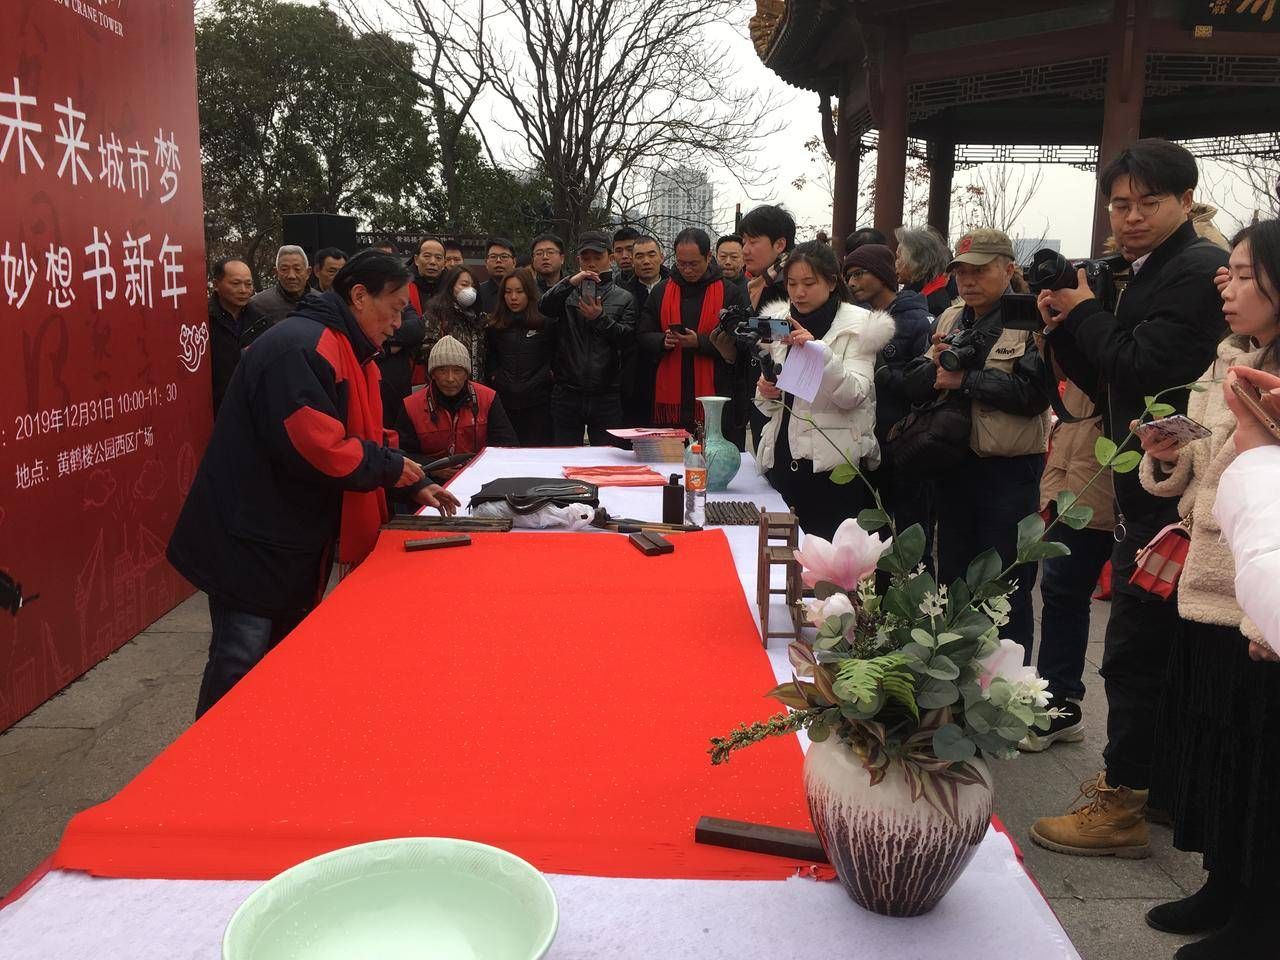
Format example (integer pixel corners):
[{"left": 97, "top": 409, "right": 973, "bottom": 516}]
[
  {"left": 921, "top": 273, "right": 949, "bottom": 296},
  {"left": 653, "top": 278, "right": 724, "bottom": 426},
  {"left": 331, "top": 332, "right": 389, "bottom": 566}
]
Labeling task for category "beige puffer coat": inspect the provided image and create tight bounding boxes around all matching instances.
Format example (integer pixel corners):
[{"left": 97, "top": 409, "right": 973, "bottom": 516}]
[
  {"left": 1039, "top": 380, "right": 1116, "bottom": 532},
  {"left": 1138, "top": 337, "right": 1268, "bottom": 640}
]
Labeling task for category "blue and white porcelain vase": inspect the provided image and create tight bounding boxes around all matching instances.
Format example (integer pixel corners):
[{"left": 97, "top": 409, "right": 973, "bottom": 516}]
[{"left": 696, "top": 395, "right": 741, "bottom": 493}]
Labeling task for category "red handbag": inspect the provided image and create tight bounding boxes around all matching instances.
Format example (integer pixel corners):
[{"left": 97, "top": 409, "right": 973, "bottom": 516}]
[{"left": 1129, "top": 519, "right": 1191, "bottom": 600}]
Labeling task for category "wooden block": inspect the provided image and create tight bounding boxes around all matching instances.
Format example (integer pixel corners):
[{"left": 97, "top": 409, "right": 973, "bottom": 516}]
[
  {"left": 694, "top": 816, "right": 829, "bottom": 863},
  {"left": 628, "top": 531, "right": 674, "bottom": 556},
  {"left": 403, "top": 535, "right": 472, "bottom": 552}
]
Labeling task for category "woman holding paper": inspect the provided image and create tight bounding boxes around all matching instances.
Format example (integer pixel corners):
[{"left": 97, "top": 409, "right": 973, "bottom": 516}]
[{"left": 755, "top": 241, "right": 896, "bottom": 539}]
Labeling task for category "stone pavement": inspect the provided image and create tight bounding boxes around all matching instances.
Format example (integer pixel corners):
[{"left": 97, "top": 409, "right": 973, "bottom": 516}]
[{"left": 0, "top": 591, "right": 1204, "bottom": 959}]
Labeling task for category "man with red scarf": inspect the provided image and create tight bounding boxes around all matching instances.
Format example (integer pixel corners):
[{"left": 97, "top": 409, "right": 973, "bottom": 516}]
[
  {"left": 637, "top": 228, "right": 750, "bottom": 447},
  {"left": 168, "top": 251, "right": 460, "bottom": 718}
]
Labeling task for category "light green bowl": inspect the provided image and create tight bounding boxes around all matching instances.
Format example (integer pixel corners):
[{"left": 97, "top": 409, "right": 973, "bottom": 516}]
[{"left": 223, "top": 837, "right": 558, "bottom": 960}]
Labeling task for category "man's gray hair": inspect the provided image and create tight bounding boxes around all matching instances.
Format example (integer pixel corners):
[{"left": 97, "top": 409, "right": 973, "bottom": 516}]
[
  {"left": 276, "top": 244, "right": 309, "bottom": 267},
  {"left": 894, "top": 226, "right": 950, "bottom": 282}
]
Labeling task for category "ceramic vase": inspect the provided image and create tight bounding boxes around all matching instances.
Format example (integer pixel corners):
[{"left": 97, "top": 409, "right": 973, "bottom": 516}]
[
  {"left": 696, "top": 395, "right": 741, "bottom": 492},
  {"left": 804, "top": 736, "right": 992, "bottom": 917}
]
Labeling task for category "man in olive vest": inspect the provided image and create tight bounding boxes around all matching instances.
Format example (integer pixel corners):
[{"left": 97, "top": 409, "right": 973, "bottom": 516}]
[{"left": 903, "top": 228, "right": 1053, "bottom": 657}]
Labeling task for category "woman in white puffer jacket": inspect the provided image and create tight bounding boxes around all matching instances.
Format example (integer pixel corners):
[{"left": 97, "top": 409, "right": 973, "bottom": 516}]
[{"left": 755, "top": 241, "right": 895, "bottom": 538}]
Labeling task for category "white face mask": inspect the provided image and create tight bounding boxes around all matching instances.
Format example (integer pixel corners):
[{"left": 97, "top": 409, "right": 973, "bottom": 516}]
[{"left": 455, "top": 286, "right": 477, "bottom": 308}]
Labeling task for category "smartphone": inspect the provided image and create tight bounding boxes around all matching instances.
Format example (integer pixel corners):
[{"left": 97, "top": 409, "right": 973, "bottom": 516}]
[
  {"left": 668, "top": 323, "right": 689, "bottom": 334},
  {"left": 1230, "top": 379, "right": 1280, "bottom": 442},
  {"left": 1136, "top": 414, "right": 1212, "bottom": 445},
  {"left": 757, "top": 318, "right": 793, "bottom": 341},
  {"left": 580, "top": 278, "right": 597, "bottom": 301}
]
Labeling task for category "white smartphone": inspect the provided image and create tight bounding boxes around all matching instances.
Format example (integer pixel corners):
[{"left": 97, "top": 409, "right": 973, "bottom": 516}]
[{"left": 1135, "top": 414, "right": 1212, "bottom": 445}]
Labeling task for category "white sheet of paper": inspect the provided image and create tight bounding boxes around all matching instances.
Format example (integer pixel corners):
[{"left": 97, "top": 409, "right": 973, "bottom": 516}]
[{"left": 775, "top": 341, "right": 825, "bottom": 404}]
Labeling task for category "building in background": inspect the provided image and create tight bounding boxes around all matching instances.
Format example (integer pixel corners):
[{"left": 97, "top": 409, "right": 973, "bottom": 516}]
[{"left": 647, "top": 168, "right": 716, "bottom": 249}]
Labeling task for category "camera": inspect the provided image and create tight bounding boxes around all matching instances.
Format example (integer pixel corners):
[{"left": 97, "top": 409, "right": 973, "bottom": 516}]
[
  {"left": 718, "top": 305, "right": 784, "bottom": 382},
  {"left": 936, "top": 295, "right": 1044, "bottom": 372},
  {"left": 1026, "top": 249, "right": 1125, "bottom": 312}
]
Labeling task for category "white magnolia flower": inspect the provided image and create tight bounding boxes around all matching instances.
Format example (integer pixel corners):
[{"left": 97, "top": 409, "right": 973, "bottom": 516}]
[
  {"left": 978, "top": 638, "right": 1051, "bottom": 708},
  {"left": 805, "top": 592, "right": 855, "bottom": 627},
  {"left": 794, "top": 518, "right": 890, "bottom": 591}
]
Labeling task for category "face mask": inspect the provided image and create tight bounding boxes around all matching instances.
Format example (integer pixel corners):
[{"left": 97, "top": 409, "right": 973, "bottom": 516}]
[{"left": 455, "top": 286, "right": 477, "bottom": 308}]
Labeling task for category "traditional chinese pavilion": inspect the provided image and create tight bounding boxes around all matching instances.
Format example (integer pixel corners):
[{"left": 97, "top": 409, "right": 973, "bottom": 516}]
[{"left": 750, "top": 0, "right": 1280, "bottom": 253}]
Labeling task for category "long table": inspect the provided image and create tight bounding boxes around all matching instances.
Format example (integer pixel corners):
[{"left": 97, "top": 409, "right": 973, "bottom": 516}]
[{"left": 0, "top": 446, "right": 1080, "bottom": 959}]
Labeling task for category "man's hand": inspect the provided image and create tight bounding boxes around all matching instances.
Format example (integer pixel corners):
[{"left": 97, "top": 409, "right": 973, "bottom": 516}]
[
  {"left": 1225, "top": 366, "right": 1280, "bottom": 454},
  {"left": 672, "top": 327, "right": 699, "bottom": 349},
  {"left": 1248, "top": 640, "right": 1280, "bottom": 663},
  {"left": 1042, "top": 267, "right": 1096, "bottom": 317},
  {"left": 415, "top": 483, "right": 461, "bottom": 515},
  {"left": 1036, "top": 290, "right": 1063, "bottom": 331},
  {"left": 577, "top": 294, "right": 603, "bottom": 321},
  {"left": 934, "top": 367, "right": 965, "bottom": 391},
  {"left": 1214, "top": 265, "right": 1229, "bottom": 298},
  {"left": 395, "top": 457, "right": 426, "bottom": 488},
  {"left": 568, "top": 271, "right": 600, "bottom": 287},
  {"left": 1132, "top": 418, "right": 1185, "bottom": 464},
  {"left": 758, "top": 376, "right": 782, "bottom": 400}
]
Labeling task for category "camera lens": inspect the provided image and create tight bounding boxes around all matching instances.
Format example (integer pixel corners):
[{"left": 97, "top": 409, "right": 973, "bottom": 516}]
[{"left": 938, "top": 348, "right": 964, "bottom": 372}]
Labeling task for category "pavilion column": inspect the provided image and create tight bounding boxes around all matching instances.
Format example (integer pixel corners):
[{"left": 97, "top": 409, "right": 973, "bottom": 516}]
[
  {"left": 927, "top": 140, "right": 955, "bottom": 238},
  {"left": 1093, "top": 0, "right": 1150, "bottom": 254},
  {"left": 873, "top": 24, "right": 908, "bottom": 243},
  {"left": 831, "top": 88, "right": 861, "bottom": 258}
]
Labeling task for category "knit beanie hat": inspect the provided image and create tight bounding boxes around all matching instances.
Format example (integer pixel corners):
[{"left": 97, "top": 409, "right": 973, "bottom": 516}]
[
  {"left": 843, "top": 243, "right": 898, "bottom": 291},
  {"left": 427, "top": 335, "right": 471, "bottom": 374}
]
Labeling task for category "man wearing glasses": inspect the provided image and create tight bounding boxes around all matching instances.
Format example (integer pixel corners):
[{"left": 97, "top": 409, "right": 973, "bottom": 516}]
[
  {"left": 1031, "top": 139, "right": 1228, "bottom": 859},
  {"left": 477, "top": 237, "right": 517, "bottom": 313},
  {"left": 530, "top": 234, "right": 566, "bottom": 294}
]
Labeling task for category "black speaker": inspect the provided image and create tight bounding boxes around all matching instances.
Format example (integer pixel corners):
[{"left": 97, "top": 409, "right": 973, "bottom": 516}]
[{"left": 281, "top": 213, "right": 358, "bottom": 260}]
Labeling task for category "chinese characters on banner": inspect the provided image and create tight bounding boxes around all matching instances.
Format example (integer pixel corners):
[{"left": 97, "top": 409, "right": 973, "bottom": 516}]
[{"left": 1, "top": 0, "right": 210, "bottom": 731}]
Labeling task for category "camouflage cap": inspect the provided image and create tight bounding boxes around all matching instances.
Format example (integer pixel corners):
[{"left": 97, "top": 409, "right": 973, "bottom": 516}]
[{"left": 948, "top": 228, "right": 1015, "bottom": 269}]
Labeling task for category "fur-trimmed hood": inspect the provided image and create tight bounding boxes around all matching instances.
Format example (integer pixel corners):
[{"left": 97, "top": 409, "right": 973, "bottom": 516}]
[{"left": 760, "top": 299, "right": 896, "bottom": 358}]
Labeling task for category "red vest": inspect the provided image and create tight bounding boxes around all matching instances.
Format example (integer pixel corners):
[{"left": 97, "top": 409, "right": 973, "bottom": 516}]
[{"left": 402, "top": 382, "right": 497, "bottom": 460}]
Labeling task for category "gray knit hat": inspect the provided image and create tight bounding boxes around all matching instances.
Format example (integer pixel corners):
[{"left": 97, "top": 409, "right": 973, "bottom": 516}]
[{"left": 427, "top": 335, "right": 471, "bottom": 374}]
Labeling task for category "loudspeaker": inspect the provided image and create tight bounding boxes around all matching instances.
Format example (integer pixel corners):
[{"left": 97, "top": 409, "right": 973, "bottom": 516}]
[{"left": 281, "top": 213, "right": 358, "bottom": 260}]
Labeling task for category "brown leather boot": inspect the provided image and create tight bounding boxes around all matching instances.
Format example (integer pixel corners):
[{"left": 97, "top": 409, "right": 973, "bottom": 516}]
[{"left": 1029, "top": 773, "right": 1150, "bottom": 858}]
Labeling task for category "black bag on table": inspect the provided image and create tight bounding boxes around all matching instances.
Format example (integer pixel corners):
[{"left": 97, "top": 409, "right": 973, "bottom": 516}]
[{"left": 468, "top": 477, "right": 600, "bottom": 515}]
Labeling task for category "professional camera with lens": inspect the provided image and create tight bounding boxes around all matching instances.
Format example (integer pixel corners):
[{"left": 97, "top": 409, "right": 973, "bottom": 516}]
[
  {"left": 1026, "top": 248, "right": 1126, "bottom": 312},
  {"left": 936, "top": 295, "right": 1044, "bottom": 372},
  {"left": 718, "top": 304, "right": 785, "bottom": 381}
]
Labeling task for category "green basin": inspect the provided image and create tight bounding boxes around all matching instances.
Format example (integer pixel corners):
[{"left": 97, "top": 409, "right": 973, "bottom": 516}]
[{"left": 222, "top": 837, "right": 559, "bottom": 960}]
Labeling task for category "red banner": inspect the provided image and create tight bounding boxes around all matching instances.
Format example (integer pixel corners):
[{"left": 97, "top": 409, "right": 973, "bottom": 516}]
[{"left": 1, "top": 1, "right": 209, "bottom": 730}]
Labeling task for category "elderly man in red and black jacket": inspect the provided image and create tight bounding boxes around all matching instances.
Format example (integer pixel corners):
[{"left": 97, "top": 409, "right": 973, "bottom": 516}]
[{"left": 168, "top": 251, "right": 459, "bottom": 718}]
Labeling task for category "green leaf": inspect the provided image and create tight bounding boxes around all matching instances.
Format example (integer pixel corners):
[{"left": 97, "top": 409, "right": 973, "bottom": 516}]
[
  {"left": 831, "top": 463, "right": 858, "bottom": 485},
  {"left": 1055, "top": 491, "right": 1094, "bottom": 531},
  {"left": 895, "top": 524, "right": 927, "bottom": 571},
  {"left": 1147, "top": 403, "right": 1175, "bottom": 418},
  {"left": 807, "top": 721, "right": 830, "bottom": 742},
  {"left": 901, "top": 641, "right": 933, "bottom": 662},
  {"left": 947, "top": 607, "right": 994, "bottom": 641},
  {"left": 1094, "top": 435, "right": 1118, "bottom": 465},
  {"left": 1019, "top": 540, "right": 1072, "bottom": 563},
  {"left": 910, "top": 628, "right": 938, "bottom": 650},
  {"left": 1189, "top": 382, "right": 1208, "bottom": 392},
  {"left": 994, "top": 713, "right": 1030, "bottom": 742},
  {"left": 857, "top": 508, "right": 890, "bottom": 532},
  {"left": 1143, "top": 395, "right": 1156, "bottom": 409},
  {"left": 833, "top": 653, "right": 918, "bottom": 721},
  {"left": 922, "top": 655, "right": 960, "bottom": 681},
  {"left": 1111, "top": 450, "right": 1142, "bottom": 474},
  {"left": 916, "top": 677, "right": 959, "bottom": 709},
  {"left": 933, "top": 723, "right": 977, "bottom": 762},
  {"left": 965, "top": 549, "right": 1003, "bottom": 590},
  {"left": 1017, "top": 512, "right": 1046, "bottom": 552},
  {"left": 882, "top": 586, "right": 915, "bottom": 621}
]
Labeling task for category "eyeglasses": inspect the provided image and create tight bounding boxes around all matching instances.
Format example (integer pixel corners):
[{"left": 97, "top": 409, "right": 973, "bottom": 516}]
[
  {"left": 487, "top": 252, "right": 514, "bottom": 262},
  {"left": 846, "top": 269, "right": 868, "bottom": 281},
  {"left": 532, "top": 250, "right": 558, "bottom": 258},
  {"left": 1107, "top": 195, "right": 1169, "bottom": 217}
]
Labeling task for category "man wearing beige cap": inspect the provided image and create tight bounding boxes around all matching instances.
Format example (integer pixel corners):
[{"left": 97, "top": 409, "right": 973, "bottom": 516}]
[{"left": 903, "top": 227, "right": 1052, "bottom": 660}]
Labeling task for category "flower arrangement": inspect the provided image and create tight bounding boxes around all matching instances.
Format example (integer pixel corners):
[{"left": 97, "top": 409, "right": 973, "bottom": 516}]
[{"left": 710, "top": 384, "right": 1204, "bottom": 823}]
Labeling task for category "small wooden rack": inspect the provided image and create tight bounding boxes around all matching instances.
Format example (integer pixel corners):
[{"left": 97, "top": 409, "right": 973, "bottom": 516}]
[{"left": 756, "top": 510, "right": 808, "bottom": 647}]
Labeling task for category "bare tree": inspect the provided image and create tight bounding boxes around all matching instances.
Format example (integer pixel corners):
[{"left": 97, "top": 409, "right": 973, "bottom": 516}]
[
  {"left": 951, "top": 163, "right": 1047, "bottom": 242},
  {"left": 482, "top": 0, "right": 775, "bottom": 241},
  {"left": 1202, "top": 152, "right": 1280, "bottom": 227},
  {"left": 338, "top": 0, "right": 491, "bottom": 229}
]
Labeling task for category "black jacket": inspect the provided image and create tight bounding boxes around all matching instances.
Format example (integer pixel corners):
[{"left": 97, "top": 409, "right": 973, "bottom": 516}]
[
  {"left": 240, "top": 285, "right": 303, "bottom": 346},
  {"left": 1046, "top": 219, "right": 1228, "bottom": 528},
  {"left": 376, "top": 302, "right": 426, "bottom": 429},
  {"left": 906, "top": 275, "right": 955, "bottom": 321},
  {"left": 873, "top": 290, "right": 934, "bottom": 441},
  {"left": 167, "top": 292, "right": 405, "bottom": 618},
  {"left": 636, "top": 270, "right": 750, "bottom": 435},
  {"left": 904, "top": 296, "right": 1052, "bottom": 419},
  {"left": 538, "top": 277, "right": 637, "bottom": 394},
  {"left": 620, "top": 267, "right": 671, "bottom": 424},
  {"left": 486, "top": 312, "right": 555, "bottom": 411},
  {"left": 209, "top": 295, "right": 243, "bottom": 416},
  {"left": 477, "top": 277, "right": 502, "bottom": 314}
]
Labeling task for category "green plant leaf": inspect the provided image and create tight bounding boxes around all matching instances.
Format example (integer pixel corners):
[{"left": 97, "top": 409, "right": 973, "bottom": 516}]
[
  {"left": 812, "top": 580, "right": 842, "bottom": 600},
  {"left": 882, "top": 586, "right": 915, "bottom": 620},
  {"left": 1147, "top": 403, "right": 1175, "bottom": 418},
  {"left": 910, "top": 628, "right": 938, "bottom": 650},
  {"left": 994, "top": 713, "right": 1030, "bottom": 742},
  {"left": 922, "top": 655, "right": 960, "bottom": 681},
  {"left": 895, "top": 523, "right": 927, "bottom": 571},
  {"left": 833, "top": 653, "right": 918, "bottom": 720},
  {"left": 1019, "top": 540, "right": 1072, "bottom": 563},
  {"left": 1111, "top": 450, "right": 1142, "bottom": 473},
  {"left": 901, "top": 641, "right": 933, "bottom": 662},
  {"left": 1189, "top": 382, "right": 1208, "bottom": 392},
  {"left": 933, "top": 723, "right": 977, "bottom": 762},
  {"left": 831, "top": 463, "right": 858, "bottom": 485},
  {"left": 1017, "top": 512, "right": 1046, "bottom": 552},
  {"left": 965, "top": 549, "right": 1003, "bottom": 590},
  {"left": 1143, "top": 395, "right": 1156, "bottom": 408},
  {"left": 916, "top": 677, "right": 959, "bottom": 709},
  {"left": 807, "top": 721, "right": 830, "bottom": 742},
  {"left": 857, "top": 508, "right": 890, "bottom": 532},
  {"left": 1095, "top": 435, "right": 1118, "bottom": 465}
]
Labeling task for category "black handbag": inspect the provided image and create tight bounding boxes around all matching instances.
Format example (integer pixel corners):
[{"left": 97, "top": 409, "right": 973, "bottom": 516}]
[
  {"left": 468, "top": 477, "right": 600, "bottom": 515},
  {"left": 886, "top": 393, "right": 972, "bottom": 472}
]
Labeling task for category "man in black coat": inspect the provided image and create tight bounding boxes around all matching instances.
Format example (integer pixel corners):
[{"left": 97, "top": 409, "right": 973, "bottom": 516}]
[
  {"left": 208, "top": 256, "right": 254, "bottom": 415},
  {"left": 620, "top": 235, "right": 670, "bottom": 427},
  {"left": 477, "top": 237, "right": 516, "bottom": 313},
  {"left": 169, "top": 252, "right": 458, "bottom": 718},
  {"left": 637, "top": 228, "right": 750, "bottom": 447},
  {"left": 1031, "top": 138, "right": 1228, "bottom": 858}
]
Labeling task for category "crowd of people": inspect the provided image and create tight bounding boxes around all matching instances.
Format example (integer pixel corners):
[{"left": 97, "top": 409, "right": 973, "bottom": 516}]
[{"left": 190, "top": 136, "right": 1280, "bottom": 959}]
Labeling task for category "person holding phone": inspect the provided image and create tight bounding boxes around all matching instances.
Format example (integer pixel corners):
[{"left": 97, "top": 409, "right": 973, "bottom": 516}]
[
  {"left": 636, "top": 228, "right": 750, "bottom": 443},
  {"left": 754, "top": 241, "right": 895, "bottom": 540},
  {"left": 1130, "top": 220, "right": 1280, "bottom": 956}
]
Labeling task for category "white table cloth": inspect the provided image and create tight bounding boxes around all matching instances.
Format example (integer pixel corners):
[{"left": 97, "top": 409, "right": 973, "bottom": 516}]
[{"left": 0, "top": 446, "right": 1080, "bottom": 959}]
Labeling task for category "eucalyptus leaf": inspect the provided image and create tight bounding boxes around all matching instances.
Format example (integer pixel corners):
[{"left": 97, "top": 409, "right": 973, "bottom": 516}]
[
  {"left": 1016, "top": 512, "right": 1046, "bottom": 551},
  {"left": 995, "top": 714, "right": 1030, "bottom": 742},
  {"left": 1147, "top": 402, "right": 1175, "bottom": 418},
  {"left": 910, "top": 628, "right": 938, "bottom": 649},
  {"left": 1189, "top": 381, "right": 1208, "bottom": 392},
  {"left": 965, "top": 549, "right": 1003, "bottom": 590},
  {"left": 882, "top": 587, "right": 916, "bottom": 621},
  {"left": 1111, "top": 450, "right": 1142, "bottom": 473},
  {"left": 933, "top": 723, "right": 977, "bottom": 762},
  {"left": 807, "top": 721, "right": 830, "bottom": 742},
  {"left": 857, "top": 508, "right": 890, "bottom": 532},
  {"left": 813, "top": 580, "right": 841, "bottom": 601},
  {"left": 922, "top": 655, "right": 960, "bottom": 681},
  {"left": 900, "top": 641, "right": 933, "bottom": 663},
  {"left": 1019, "top": 540, "right": 1072, "bottom": 563},
  {"left": 1095, "top": 435, "right": 1118, "bottom": 465},
  {"left": 831, "top": 463, "right": 858, "bottom": 485},
  {"left": 916, "top": 678, "right": 959, "bottom": 709}
]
